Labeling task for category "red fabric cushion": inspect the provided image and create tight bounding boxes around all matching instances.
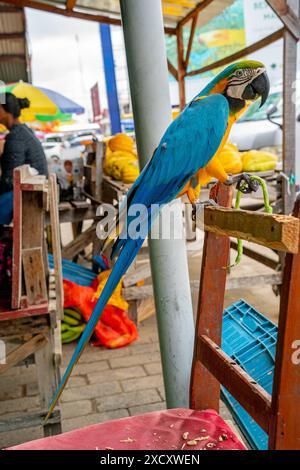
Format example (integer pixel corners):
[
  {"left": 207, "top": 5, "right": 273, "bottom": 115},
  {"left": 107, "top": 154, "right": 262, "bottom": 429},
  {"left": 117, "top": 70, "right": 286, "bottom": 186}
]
[{"left": 8, "top": 409, "right": 246, "bottom": 451}]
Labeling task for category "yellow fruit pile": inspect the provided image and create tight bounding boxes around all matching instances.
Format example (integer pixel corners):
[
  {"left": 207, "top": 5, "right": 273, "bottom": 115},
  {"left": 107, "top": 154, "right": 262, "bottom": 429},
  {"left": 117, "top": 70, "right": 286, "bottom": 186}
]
[
  {"left": 217, "top": 144, "right": 278, "bottom": 174},
  {"left": 241, "top": 150, "right": 278, "bottom": 172},
  {"left": 104, "top": 133, "right": 140, "bottom": 184}
]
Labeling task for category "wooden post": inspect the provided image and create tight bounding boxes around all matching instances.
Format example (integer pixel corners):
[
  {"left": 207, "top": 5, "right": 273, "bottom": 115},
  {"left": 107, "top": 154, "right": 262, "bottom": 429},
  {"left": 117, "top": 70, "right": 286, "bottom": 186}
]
[
  {"left": 176, "top": 24, "right": 186, "bottom": 110},
  {"left": 282, "top": 24, "right": 299, "bottom": 214},
  {"left": 269, "top": 196, "right": 300, "bottom": 449},
  {"left": 35, "top": 330, "right": 62, "bottom": 437},
  {"left": 190, "top": 184, "right": 233, "bottom": 411}
]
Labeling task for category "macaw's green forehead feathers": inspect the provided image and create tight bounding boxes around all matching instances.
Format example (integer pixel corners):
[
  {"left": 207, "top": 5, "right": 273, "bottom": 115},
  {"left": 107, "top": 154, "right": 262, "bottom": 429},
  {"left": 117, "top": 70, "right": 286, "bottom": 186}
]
[
  {"left": 212, "top": 60, "right": 266, "bottom": 84},
  {"left": 225, "top": 60, "right": 266, "bottom": 74}
]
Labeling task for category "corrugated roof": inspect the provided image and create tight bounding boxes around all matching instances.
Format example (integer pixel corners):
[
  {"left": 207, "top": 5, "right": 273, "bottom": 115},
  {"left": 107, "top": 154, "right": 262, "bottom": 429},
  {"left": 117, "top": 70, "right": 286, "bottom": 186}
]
[{"left": 0, "top": 2, "right": 30, "bottom": 84}]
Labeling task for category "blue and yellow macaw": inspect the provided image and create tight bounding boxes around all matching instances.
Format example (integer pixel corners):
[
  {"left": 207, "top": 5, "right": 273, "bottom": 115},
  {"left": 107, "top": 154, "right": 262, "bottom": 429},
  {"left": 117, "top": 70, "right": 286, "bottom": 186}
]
[{"left": 46, "top": 60, "right": 270, "bottom": 419}]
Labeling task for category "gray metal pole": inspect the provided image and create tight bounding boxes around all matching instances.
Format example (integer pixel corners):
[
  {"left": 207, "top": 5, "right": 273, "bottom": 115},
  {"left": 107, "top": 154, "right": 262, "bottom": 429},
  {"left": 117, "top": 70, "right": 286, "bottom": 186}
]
[{"left": 120, "top": 0, "right": 195, "bottom": 408}]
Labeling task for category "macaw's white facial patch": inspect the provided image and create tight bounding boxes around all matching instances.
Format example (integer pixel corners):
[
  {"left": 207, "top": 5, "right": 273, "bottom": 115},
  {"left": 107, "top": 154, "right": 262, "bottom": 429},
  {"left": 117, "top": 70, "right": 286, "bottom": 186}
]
[{"left": 227, "top": 67, "right": 266, "bottom": 100}]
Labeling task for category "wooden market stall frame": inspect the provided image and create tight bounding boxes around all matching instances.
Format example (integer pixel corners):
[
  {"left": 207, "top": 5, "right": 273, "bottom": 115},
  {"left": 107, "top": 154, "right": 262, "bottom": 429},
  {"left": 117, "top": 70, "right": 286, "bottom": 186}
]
[{"left": 0, "top": 167, "right": 63, "bottom": 437}]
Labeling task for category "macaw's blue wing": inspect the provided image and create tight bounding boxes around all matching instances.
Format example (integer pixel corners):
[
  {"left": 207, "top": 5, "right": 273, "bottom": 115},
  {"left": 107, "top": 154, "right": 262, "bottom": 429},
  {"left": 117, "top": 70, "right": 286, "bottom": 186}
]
[
  {"left": 112, "top": 93, "right": 229, "bottom": 257},
  {"left": 46, "top": 94, "right": 229, "bottom": 420}
]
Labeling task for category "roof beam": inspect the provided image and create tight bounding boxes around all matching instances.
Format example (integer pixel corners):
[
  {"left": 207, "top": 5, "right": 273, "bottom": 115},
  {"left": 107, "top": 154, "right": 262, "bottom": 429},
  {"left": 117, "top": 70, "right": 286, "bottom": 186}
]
[
  {"left": 266, "top": 0, "right": 300, "bottom": 40},
  {"left": 167, "top": 59, "right": 178, "bottom": 80},
  {"left": 186, "top": 28, "right": 284, "bottom": 77},
  {"left": 0, "top": 54, "right": 26, "bottom": 62},
  {"left": 0, "top": 5, "right": 22, "bottom": 12},
  {"left": 66, "top": 0, "right": 77, "bottom": 11},
  {"left": 184, "top": 11, "right": 198, "bottom": 69},
  {"left": 178, "top": 0, "right": 214, "bottom": 27},
  {"left": 0, "top": 32, "right": 25, "bottom": 40}
]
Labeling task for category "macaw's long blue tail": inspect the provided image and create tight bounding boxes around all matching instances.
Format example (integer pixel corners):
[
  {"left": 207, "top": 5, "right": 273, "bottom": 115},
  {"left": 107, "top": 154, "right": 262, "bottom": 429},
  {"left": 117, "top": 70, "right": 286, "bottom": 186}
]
[{"left": 45, "top": 237, "right": 144, "bottom": 421}]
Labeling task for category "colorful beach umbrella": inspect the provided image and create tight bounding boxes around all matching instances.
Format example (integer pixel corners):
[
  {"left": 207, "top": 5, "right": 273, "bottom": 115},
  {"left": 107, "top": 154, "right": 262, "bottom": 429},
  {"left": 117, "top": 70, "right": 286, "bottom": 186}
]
[{"left": 0, "top": 82, "right": 84, "bottom": 121}]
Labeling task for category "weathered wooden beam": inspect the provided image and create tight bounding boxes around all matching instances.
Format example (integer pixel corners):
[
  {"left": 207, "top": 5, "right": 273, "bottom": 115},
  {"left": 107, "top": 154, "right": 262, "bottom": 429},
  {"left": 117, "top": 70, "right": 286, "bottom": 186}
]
[
  {"left": 184, "top": 12, "right": 198, "bottom": 69},
  {"left": 0, "top": 4, "right": 22, "bottom": 12},
  {"left": 0, "top": 54, "right": 26, "bottom": 63},
  {"left": 167, "top": 59, "right": 179, "bottom": 81},
  {"left": 0, "top": 32, "right": 25, "bottom": 40},
  {"left": 266, "top": 0, "right": 300, "bottom": 39},
  {"left": 197, "top": 335, "right": 272, "bottom": 433},
  {"left": 66, "top": 0, "right": 77, "bottom": 11},
  {"left": 123, "top": 264, "right": 152, "bottom": 288},
  {"left": 0, "top": 334, "right": 48, "bottom": 375},
  {"left": 62, "top": 224, "right": 96, "bottom": 260},
  {"left": 186, "top": 28, "right": 284, "bottom": 77},
  {"left": 176, "top": 24, "right": 186, "bottom": 109},
  {"left": 200, "top": 206, "right": 299, "bottom": 254},
  {"left": 123, "top": 273, "right": 283, "bottom": 301},
  {"left": 178, "top": 0, "right": 214, "bottom": 27}
]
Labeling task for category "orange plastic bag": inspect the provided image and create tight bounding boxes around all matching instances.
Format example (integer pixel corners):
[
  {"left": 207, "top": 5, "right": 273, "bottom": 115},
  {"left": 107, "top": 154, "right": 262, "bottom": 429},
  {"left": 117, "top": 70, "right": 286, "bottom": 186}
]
[{"left": 63, "top": 279, "right": 138, "bottom": 349}]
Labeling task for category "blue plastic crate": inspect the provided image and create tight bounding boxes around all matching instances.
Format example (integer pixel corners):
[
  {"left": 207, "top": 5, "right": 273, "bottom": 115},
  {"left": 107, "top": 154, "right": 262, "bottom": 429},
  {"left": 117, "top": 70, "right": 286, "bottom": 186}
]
[{"left": 221, "top": 299, "right": 277, "bottom": 450}]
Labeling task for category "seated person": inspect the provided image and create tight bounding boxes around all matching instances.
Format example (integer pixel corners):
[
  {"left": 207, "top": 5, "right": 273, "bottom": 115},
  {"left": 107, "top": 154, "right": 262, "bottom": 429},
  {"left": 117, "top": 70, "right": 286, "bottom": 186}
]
[{"left": 0, "top": 93, "right": 48, "bottom": 225}]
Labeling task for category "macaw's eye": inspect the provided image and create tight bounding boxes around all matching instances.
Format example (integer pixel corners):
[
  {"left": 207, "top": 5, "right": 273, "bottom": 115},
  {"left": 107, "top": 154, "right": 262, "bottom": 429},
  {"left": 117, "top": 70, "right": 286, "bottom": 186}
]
[{"left": 236, "top": 70, "right": 243, "bottom": 77}]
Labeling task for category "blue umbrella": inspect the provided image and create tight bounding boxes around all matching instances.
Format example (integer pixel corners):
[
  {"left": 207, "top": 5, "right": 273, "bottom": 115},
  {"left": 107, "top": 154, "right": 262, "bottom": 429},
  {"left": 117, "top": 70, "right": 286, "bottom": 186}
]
[{"left": 39, "top": 86, "right": 85, "bottom": 114}]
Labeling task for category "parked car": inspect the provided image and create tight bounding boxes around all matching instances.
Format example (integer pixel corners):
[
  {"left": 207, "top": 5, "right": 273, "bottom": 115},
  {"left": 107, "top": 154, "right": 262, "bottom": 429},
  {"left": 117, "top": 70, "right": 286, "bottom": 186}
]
[{"left": 42, "top": 133, "right": 84, "bottom": 162}]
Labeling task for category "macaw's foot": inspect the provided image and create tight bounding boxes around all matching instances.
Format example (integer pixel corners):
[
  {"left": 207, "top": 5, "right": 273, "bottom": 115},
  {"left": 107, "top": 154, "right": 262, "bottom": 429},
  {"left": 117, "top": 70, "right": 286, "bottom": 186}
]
[
  {"left": 192, "top": 199, "right": 219, "bottom": 221},
  {"left": 224, "top": 173, "right": 260, "bottom": 194}
]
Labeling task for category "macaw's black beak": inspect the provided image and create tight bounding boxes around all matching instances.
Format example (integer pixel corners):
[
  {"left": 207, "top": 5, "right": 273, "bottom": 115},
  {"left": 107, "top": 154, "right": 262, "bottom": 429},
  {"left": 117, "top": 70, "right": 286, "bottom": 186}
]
[{"left": 242, "top": 71, "right": 270, "bottom": 108}]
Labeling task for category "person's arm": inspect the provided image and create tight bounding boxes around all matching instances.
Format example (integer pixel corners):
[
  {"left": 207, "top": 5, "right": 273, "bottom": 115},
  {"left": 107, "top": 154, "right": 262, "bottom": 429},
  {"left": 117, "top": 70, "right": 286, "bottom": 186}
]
[{"left": 0, "top": 134, "right": 25, "bottom": 192}]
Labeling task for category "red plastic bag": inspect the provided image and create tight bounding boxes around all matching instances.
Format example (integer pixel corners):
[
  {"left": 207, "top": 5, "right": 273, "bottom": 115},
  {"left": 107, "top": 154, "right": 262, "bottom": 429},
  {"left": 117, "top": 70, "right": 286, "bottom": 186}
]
[{"left": 63, "top": 280, "right": 138, "bottom": 349}]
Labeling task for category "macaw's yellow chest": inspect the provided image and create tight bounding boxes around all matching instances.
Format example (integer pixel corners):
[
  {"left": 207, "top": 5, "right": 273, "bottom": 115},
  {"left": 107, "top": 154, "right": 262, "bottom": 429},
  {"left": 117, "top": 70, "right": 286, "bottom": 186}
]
[{"left": 177, "top": 103, "right": 249, "bottom": 204}]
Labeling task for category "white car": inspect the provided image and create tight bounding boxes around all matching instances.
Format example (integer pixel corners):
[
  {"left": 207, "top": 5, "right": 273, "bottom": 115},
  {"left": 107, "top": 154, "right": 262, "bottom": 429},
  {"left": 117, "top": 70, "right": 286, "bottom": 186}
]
[{"left": 42, "top": 134, "right": 84, "bottom": 163}]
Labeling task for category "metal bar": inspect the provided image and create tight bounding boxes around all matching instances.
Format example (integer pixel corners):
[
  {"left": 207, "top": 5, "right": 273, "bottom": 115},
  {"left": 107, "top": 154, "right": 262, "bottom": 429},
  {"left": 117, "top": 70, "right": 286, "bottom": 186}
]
[
  {"left": 186, "top": 28, "right": 284, "bottom": 77},
  {"left": 99, "top": 24, "right": 122, "bottom": 135},
  {"left": 120, "top": 0, "right": 195, "bottom": 409}
]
